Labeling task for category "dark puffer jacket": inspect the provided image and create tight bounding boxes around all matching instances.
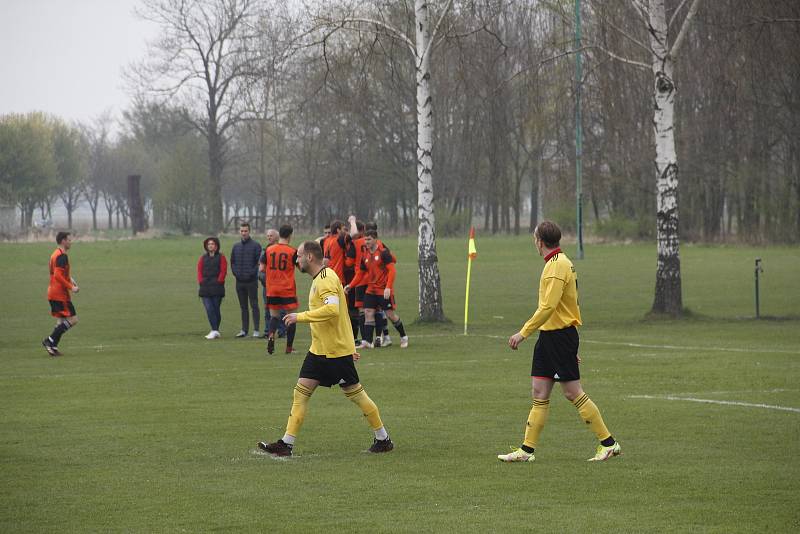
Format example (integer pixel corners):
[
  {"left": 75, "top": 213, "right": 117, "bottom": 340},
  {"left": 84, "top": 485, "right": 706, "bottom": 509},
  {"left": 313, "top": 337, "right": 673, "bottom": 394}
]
[
  {"left": 198, "top": 253, "right": 227, "bottom": 297},
  {"left": 230, "top": 237, "right": 262, "bottom": 283}
]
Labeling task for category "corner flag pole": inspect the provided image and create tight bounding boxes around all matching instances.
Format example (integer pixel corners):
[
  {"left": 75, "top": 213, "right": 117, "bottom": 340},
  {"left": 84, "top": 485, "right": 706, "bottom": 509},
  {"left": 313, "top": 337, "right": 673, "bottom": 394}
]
[{"left": 464, "top": 227, "right": 477, "bottom": 335}]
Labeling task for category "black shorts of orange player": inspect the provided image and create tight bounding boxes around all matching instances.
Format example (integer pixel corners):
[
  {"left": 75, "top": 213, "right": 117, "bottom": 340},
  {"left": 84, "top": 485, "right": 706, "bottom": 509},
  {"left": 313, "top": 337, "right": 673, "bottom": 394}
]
[
  {"left": 531, "top": 326, "right": 580, "bottom": 382},
  {"left": 363, "top": 292, "right": 395, "bottom": 311},
  {"left": 299, "top": 352, "right": 360, "bottom": 388},
  {"left": 266, "top": 295, "right": 298, "bottom": 311},
  {"left": 49, "top": 300, "right": 76, "bottom": 318},
  {"left": 354, "top": 285, "right": 367, "bottom": 308}
]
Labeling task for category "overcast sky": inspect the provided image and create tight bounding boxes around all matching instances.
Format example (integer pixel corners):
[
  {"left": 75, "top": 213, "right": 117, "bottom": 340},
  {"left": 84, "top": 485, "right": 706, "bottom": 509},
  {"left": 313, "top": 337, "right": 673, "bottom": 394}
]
[{"left": 0, "top": 0, "right": 158, "bottom": 127}]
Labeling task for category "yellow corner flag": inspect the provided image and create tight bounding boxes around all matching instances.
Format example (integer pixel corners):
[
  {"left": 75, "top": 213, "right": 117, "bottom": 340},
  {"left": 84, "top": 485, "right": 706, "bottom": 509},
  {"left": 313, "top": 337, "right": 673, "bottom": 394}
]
[{"left": 464, "top": 227, "right": 477, "bottom": 335}]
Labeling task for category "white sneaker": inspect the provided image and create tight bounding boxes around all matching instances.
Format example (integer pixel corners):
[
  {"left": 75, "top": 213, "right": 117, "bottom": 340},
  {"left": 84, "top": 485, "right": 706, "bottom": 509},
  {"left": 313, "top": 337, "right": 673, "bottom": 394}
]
[
  {"left": 235, "top": 330, "right": 247, "bottom": 338},
  {"left": 252, "top": 331, "right": 261, "bottom": 338},
  {"left": 400, "top": 336, "right": 409, "bottom": 348},
  {"left": 205, "top": 330, "right": 220, "bottom": 340},
  {"left": 382, "top": 335, "right": 393, "bottom": 347},
  {"left": 359, "top": 340, "right": 373, "bottom": 349},
  {"left": 498, "top": 447, "right": 535, "bottom": 462}
]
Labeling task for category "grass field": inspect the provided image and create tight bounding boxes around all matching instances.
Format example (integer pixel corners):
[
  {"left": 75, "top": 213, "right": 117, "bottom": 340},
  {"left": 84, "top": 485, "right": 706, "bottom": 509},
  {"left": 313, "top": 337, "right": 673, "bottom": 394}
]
[{"left": 1, "top": 234, "right": 799, "bottom": 532}]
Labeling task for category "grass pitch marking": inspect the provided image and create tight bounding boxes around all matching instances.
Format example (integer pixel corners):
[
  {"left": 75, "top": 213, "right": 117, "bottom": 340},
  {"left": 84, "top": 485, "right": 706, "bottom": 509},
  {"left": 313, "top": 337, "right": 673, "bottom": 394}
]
[{"left": 629, "top": 394, "right": 800, "bottom": 414}]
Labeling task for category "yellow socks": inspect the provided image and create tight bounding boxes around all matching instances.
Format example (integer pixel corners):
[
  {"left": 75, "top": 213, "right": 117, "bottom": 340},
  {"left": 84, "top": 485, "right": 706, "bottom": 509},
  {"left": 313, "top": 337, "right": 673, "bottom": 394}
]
[
  {"left": 285, "top": 383, "right": 314, "bottom": 438},
  {"left": 523, "top": 398, "right": 550, "bottom": 449},
  {"left": 573, "top": 393, "right": 611, "bottom": 441},
  {"left": 344, "top": 385, "right": 383, "bottom": 431}
]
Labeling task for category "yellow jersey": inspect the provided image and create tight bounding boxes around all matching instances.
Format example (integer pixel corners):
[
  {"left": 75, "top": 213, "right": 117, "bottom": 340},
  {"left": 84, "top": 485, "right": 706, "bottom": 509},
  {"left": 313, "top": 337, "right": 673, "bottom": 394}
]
[
  {"left": 296, "top": 267, "right": 356, "bottom": 358},
  {"left": 519, "top": 248, "right": 582, "bottom": 337}
]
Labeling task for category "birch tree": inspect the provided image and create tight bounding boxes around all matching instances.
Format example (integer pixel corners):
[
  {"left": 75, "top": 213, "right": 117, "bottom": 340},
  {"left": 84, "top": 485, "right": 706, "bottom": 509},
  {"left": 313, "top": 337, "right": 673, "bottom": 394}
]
[
  {"left": 591, "top": 0, "right": 702, "bottom": 315},
  {"left": 313, "top": 0, "right": 453, "bottom": 321}
]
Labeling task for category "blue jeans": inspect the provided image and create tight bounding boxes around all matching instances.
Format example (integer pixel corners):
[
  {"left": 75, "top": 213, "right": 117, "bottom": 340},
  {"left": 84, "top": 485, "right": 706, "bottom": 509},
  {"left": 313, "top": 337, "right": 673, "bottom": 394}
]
[{"left": 202, "top": 296, "right": 223, "bottom": 331}]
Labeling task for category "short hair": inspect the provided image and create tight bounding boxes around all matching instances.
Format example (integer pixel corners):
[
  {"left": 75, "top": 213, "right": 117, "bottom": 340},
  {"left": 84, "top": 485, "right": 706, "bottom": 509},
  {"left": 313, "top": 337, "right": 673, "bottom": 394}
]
[
  {"left": 535, "top": 220, "right": 561, "bottom": 248},
  {"left": 56, "top": 231, "right": 70, "bottom": 244},
  {"left": 365, "top": 221, "right": 377, "bottom": 232},
  {"left": 364, "top": 229, "right": 378, "bottom": 239},
  {"left": 301, "top": 240, "right": 324, "bottom": 260},
  {"left": 356, "top": 220, "right": 365, "bottom": 232},
  {"left": 279, "top": 224, "right": 293, "bottom": 239},
  {"left": 329, "top": 220, "right": 343, "bottom": 234},
  {"left": 239, "top": 222, "right": 250, "bottom": 230}
]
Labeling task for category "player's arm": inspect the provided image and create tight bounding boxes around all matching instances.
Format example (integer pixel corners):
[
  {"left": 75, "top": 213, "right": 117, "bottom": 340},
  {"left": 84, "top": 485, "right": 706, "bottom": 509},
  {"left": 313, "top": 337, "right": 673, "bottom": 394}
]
[
  {"left": 384, "top": 262, "right": 397, "bottom": 299},
  {"left": 518, "top": 275, "right": 565, "bottom": 338},
  {"left": 53, "top": 255, "right": 74, "bottom": 292},
  {"left": 347, "top": 260, "right": 367, "bottom": 290},
  {"left": 296, "top": 287, "right": 340, "bottom": 323}
]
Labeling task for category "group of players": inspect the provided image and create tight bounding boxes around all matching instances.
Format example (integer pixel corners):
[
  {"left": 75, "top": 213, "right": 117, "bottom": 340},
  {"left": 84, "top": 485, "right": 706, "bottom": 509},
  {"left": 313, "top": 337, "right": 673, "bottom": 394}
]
[{"left": 259, "top": 215, "right": 409, "bottom": 356}]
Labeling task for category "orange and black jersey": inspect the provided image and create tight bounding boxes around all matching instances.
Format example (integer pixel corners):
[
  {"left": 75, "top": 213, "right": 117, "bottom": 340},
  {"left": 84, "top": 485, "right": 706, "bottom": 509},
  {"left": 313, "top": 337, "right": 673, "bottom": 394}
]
[
  {"left": 264, "top": 243, "right": 298, "bottom": 298},
  {"left": 48, "top": 248, "right": 72, "bottom": 301},
  {"left": 324, "top": 233, "right": 353, "bottom": 283},
  {"left": 350, "top": 244, "right": 397, "bottom": 295}
]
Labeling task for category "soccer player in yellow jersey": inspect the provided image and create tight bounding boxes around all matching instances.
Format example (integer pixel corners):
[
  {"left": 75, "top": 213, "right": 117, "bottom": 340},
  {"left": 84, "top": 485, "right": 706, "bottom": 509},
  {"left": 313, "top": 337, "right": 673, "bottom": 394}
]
[
  {"left": 498, "top": 221, "right": 621, "bottom": 463},
  {"left": 257, "top": 240, "right": 393, "bottom": 457}
]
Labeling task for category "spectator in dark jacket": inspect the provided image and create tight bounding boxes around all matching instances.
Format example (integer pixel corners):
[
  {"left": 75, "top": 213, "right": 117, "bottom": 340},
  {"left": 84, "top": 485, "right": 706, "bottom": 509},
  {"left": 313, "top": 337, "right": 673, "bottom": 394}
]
[
  {"left": 198, "top": 237, "right": 227, "bottom": 339},
  {"left": 230, "top": 222, "right": 262, "bottom": 337}
]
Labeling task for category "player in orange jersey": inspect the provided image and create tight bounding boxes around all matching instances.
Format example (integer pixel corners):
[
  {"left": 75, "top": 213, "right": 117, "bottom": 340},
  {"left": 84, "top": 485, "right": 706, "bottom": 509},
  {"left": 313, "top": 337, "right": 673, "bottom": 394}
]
[
  {"left": 42, "top": 232, "right": 80, "bottom": 356},
  {"left": 323, "top": 219, "right": 352, "bottom": 283},
  {"left": 346, "top": 230, "right": 408, "bottom": 349},
  {"left": 263, "top": 224, "right": 299, "bottom": 354}
]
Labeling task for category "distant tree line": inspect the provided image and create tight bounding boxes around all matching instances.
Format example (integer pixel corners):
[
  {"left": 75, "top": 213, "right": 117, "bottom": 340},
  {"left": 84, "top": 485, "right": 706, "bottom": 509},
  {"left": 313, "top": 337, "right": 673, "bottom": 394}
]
[{"left": 2, "top": 0, "right": 797, "bottom": 245}]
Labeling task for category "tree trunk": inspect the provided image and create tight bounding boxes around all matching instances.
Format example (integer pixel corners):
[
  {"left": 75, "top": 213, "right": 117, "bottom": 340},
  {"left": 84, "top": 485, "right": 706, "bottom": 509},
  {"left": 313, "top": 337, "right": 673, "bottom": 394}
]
[
  {"left": 415, "top": 0, "right": 444, "bottom": 321},
  {"left": 649, "top": 0, "right": 682, "bottom": 315},
  {"left": 207, "top": 125, "right": 224, "bottom": 233}
]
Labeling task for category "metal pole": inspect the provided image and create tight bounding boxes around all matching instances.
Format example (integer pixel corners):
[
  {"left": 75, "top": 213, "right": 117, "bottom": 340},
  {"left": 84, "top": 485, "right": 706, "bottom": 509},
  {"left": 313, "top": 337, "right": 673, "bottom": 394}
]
[
  {"left": 754, "top": 258, "right": 763, "bottom": 318},
  {"left": 575, "top": 0, "right": 584, "bottom": 259}
]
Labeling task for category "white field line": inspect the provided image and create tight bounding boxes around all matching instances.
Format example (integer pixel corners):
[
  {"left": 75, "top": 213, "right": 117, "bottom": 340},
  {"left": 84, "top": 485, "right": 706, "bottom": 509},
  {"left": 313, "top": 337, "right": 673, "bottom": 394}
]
[
  {"left": 629, "top": 394, "right": 800, "bottom": 414},
  {"left": 414, "top": 333, "right": 800, "bottom": 355}
]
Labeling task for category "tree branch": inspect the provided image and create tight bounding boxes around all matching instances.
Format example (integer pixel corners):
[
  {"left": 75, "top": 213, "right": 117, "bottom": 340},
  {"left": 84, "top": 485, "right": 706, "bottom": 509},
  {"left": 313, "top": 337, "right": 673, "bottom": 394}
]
[{"left": 670, "top": 0, "right": 702, "bottom": 57}]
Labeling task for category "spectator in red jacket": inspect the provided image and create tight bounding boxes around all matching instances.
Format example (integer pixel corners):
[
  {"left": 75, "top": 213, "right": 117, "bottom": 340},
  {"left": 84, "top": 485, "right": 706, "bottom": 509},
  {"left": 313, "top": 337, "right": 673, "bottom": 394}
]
[{"left": 198, "top": 237, "right": 227, "bottom": 339}]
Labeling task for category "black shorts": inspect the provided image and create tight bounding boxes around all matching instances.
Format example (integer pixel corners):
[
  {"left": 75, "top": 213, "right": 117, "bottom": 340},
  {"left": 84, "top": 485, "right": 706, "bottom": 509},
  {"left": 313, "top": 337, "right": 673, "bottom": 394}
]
[
  {"left": 363, "top": 292, "right": 395, "bottom": 311},
  {"left": 531, "top": 326, "right": 580, "bottom": 382},
  {"left": 266, "top": 295, "right": 298, "bottom": 310},
  {"left": 299, "top": 352, "right": 360, "bottom": 388},
  {"left": 49, "top": 300, "right": 76, "bottom": 318},
  {"left": 354, "top": 285, "right": 367, "bottom": 307}
]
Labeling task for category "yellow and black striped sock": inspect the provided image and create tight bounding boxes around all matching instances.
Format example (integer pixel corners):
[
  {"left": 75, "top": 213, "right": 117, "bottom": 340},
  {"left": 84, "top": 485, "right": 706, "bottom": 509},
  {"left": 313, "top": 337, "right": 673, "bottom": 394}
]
[
  {"left": 523, "top": 398, "right": 550, "bottom": 449},
  {"left": 285, "top": 383, "right": 314, "bottom": 438},
  {"left": 572, "top": 393, "right": 611, "bottom": 441},
  {"left": 344, "top": 386, "right": 383, "bottom": 431}
]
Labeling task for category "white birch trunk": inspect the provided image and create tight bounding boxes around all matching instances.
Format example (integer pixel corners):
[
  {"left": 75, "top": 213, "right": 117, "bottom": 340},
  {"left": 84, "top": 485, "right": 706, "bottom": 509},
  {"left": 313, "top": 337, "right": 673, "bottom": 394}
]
[
  {"left": 648, "top": 0, "right": 682, "bottom": 315},
  {"left": 415, "top": 0, "right": 445, "bottom": 321}
]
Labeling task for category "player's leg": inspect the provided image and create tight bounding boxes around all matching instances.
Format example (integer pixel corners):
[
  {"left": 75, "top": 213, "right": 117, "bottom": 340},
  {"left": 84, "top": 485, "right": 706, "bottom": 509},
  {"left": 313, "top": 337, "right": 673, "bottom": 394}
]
[
  {"left": 561, "top": 380, "right": 620, "bottom": 461},
  {"left": 385, "top": 305, "right": 407, "bottom": 348},
  {"left": 284, "top": 305, "right": 298, "bottom": 353},
  {"left": 266, "top": 305, "right": 279, "bottom": 354},
  {"left": 258, "top": 362, "right": 320, "bottom": 457},
  {"left": 43, "top": 302, "right": 77, "bottom": 355},
  {"left": 374, "top": 310, "right": 386, "bottom": 346},
  {"left": 338, "top": 354, "right": 393, "bottom": 453},
  {"left": 362, "top": 307, "right": 376, "bottom": 348}
]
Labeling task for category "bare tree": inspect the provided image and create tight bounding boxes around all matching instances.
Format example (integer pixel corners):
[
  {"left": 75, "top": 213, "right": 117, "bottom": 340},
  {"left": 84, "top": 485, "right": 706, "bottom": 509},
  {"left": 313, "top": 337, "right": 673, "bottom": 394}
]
[{"left": 131, "top": 0, "right": 262, "bottom": 232}]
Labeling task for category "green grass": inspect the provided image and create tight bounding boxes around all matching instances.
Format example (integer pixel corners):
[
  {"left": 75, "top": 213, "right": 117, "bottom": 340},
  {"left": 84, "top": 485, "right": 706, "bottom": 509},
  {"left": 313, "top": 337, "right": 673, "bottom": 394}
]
[{"left": 1, "top": 235, "right": 799, "bottom": 532}]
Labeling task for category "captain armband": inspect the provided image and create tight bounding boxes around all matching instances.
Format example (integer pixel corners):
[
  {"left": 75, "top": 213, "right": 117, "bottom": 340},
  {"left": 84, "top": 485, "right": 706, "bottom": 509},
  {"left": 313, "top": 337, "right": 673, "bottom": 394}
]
[{"left": 323, "top": 296, "right": 340, "bottom": 305}]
